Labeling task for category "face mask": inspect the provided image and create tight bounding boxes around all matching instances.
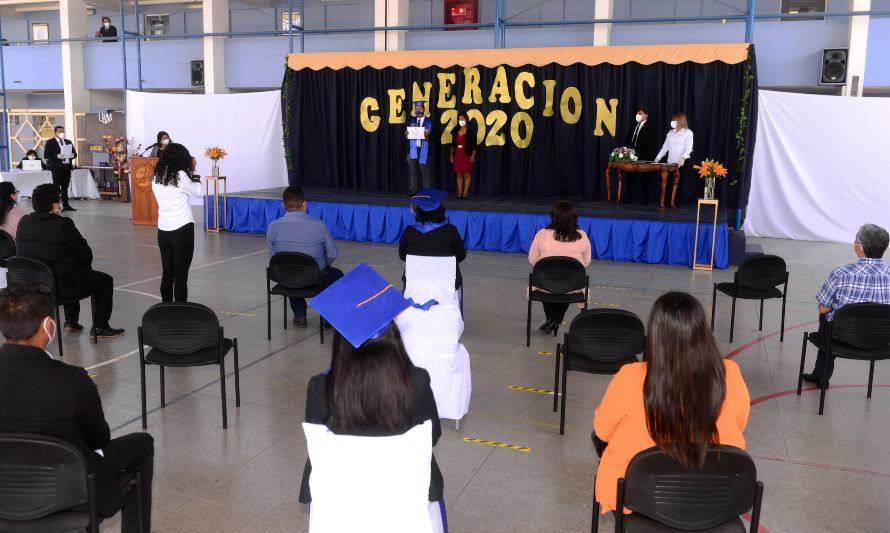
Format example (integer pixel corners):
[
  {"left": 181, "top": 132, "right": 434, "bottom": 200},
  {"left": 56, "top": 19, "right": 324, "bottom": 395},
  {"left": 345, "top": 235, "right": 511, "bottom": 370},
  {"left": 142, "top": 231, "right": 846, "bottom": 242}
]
[
  {"left": 43, "top": 317, "right": 56, "bottom": 345},
  {"left": 103, "top": 22, "right": 110, "bottom": 28},
  {"left": 635, "top": 114, "right": 643, "bottom": 123},
  {"left": 57, "top": 132, "right": 65, "bottom": 140},
  {"left": 161, "top": 138, "right": 169, "bottom": 145},
  {"left": 415, "top": 109, "right": 424, "bottom": 117},
  {"left": 458, "top": 120, "right": 467, "bottom": 127},
  {"left": 670, "top": 120, "right": 678, "bottom": 129},
  {"left": 28, "top": 155, "right": 36, "bottom": 160}
]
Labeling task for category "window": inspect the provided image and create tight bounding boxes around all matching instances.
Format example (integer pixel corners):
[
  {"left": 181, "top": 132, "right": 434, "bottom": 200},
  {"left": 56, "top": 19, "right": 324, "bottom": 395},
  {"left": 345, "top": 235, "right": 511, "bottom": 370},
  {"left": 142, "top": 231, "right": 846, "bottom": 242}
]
[
  {"left": 280, "top": 10, "right": 301, "bottom": 32},
  {"left": 31, "top": 22, "right": 49, "bottom": 42},
  {"left": 781, "top": 0, "right": 826, "bottom": 20},
  {"left": 144, "top": 14, "right": 170, "bottom": 37}
]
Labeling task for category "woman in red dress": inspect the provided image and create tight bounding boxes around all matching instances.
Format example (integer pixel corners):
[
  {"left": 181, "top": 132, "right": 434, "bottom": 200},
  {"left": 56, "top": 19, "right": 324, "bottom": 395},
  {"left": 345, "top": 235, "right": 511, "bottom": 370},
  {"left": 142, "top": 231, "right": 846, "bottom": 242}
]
[{"left": 450, "top": 113, "right": 477, "bottom": 199}]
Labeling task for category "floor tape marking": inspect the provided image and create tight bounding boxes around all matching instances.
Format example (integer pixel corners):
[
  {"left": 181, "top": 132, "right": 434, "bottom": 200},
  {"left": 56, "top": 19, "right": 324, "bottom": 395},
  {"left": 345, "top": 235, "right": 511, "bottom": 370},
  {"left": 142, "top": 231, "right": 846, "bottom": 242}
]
[{"left": 463, "top": 437, "right": 532, "bottom": 453}]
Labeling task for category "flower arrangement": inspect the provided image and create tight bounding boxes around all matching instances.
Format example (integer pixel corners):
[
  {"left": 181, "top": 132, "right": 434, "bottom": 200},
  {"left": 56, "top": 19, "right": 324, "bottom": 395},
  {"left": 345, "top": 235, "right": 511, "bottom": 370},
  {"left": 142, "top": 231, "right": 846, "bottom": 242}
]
[
  {"left": 609, "top": 146, "right": 638, "bottom": 162},
  {"left": 102, "top": 135, "right": 139, "bottom": 182},
  {"left": 204, "top": 146, "right": 228, "bottom": 177},
  {"left": 693, "top": 159, "right": 728, "bottom": 200}
]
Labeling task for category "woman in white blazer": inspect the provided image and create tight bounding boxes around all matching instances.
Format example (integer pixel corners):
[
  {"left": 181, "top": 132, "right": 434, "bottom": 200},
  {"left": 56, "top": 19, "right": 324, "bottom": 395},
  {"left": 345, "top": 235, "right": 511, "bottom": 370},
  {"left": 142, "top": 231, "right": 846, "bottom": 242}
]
[{"left": 655, "top": 112, "right": 694, "bottom": 167}]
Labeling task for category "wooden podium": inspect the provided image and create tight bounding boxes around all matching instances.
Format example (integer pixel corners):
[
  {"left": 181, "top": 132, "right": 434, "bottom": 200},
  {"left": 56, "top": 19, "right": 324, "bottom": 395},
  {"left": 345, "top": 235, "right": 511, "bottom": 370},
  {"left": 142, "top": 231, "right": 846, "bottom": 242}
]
[{"left": 129, "top": 156, "right": 159, "bottom": 226}]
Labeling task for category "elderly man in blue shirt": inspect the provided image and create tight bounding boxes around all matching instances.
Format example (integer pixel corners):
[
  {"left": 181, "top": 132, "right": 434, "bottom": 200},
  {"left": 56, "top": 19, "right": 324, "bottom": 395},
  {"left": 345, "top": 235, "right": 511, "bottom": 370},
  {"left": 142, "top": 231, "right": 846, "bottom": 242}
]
[
  {"left": 803, "top": 223, "right": 890, "bottom": 388},
  {"left": 267, "top": 186, "right": 343, "bottom": 328}
]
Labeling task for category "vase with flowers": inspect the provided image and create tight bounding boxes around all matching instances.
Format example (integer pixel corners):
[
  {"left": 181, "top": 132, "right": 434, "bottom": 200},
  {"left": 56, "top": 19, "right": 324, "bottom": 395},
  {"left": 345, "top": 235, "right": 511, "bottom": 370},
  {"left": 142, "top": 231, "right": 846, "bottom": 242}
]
[
  {"left": 205, "top": 146, "right": 228, "bottom": 178},
  {"left": 693, "top": 159, "right": 728, "bottom": 200},
  {"left": 609, "top": 146, "right": 638, "bottom": 163}
]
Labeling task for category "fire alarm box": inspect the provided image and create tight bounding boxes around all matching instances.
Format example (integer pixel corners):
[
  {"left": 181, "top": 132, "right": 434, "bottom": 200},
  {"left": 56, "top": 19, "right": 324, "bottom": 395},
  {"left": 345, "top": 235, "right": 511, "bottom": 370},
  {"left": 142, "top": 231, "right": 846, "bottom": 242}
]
[{"left": 444, "top": 0, "right": 477, "bottom": 30}]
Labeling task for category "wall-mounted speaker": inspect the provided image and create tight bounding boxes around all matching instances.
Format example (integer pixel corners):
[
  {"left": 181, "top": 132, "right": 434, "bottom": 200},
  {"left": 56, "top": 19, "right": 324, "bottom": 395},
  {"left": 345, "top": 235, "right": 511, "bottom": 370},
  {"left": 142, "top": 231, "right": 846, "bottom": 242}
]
[
  {"left": 820, "top": 48, "right": 847, "bottom": 85},
  {"left": 190, "top": 60, "right": 204, "bottom": 87}
]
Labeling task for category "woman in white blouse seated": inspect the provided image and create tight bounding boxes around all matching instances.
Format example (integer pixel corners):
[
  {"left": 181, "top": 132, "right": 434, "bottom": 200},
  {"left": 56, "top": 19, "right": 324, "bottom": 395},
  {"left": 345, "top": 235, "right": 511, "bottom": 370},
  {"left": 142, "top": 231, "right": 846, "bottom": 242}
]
[
  {"left": 654, "top": 112, "right": 694, "bottom": 168},
  {"left": 151, "top": 143, "right": 203, "bottom": 302}
]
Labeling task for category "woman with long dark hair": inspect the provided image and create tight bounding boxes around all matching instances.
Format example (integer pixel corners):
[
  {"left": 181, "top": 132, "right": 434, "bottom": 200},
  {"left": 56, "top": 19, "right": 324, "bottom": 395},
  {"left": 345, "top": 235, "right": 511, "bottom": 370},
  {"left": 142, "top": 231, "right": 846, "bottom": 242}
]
[
  {"left": 152, "top": 142, "right": 202, "bottom": 302},
  {"left": 148, "top": 131, "right": 171, "bottom": 157},
  {"left": 592, "top": 292, "right": 750, "bottom": 515},
  {"left": 0, "top": 182, "right": 25, "bottom": 240},
  {"left": 299, "top": 264, "right": 445, "bottom": 531},
  {"left": 528, "top": 200, "right": 592, "bottom": 335}
]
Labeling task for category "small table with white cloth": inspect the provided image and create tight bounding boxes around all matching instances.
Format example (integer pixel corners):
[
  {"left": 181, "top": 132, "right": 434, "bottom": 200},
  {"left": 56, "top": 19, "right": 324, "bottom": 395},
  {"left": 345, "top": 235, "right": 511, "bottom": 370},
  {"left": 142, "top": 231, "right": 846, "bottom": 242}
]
[
  {"left": 69, "top": 168, "right": 101, "bottom": 199},
  {"left": 0, "top": 169, "right": 100, "bottom": 200}
]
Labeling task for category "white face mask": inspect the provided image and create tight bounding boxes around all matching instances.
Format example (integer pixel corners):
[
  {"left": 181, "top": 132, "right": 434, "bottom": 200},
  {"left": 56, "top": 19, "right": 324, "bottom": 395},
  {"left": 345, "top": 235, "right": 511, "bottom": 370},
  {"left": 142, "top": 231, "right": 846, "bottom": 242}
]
[
  {"left": 28, "top": 155, "right": 36, "bottom": 160},
  {"left": 160, "top": 138, "right": 170, "bottom": 145},
  {"left": 57, "top": 132, "right": 65, "bottom": 140},
  {"left": 670, "top": 120, "right": 679, "bottom": 129},
  {"left": 458, "top": 120, "right": 467, "bottom": 127},
  {"left": 635, "top": 114, "right": 643, "bottom": 123},
  {"left": 43, "top": 317, "right": 56, "bottom": 345},
  {"left": 104, "top": 22, "right": 110, "bottom": 28}
]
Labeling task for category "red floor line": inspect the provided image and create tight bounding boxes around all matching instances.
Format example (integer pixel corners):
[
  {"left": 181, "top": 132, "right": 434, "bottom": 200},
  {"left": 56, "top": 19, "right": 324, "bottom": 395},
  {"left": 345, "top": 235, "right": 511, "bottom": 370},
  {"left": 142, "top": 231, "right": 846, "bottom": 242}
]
[
  {"left": 750, "top": 454, "right": 890, "bottom": 480},
  {"left": 723, "top": 320, "right": 818, "bottom": 360},
  {"left": 741, "top": 513, "right": 771, "bottom": 533},
  {"left": 750, "top": 384, "right": 890, "bottom": 406}
]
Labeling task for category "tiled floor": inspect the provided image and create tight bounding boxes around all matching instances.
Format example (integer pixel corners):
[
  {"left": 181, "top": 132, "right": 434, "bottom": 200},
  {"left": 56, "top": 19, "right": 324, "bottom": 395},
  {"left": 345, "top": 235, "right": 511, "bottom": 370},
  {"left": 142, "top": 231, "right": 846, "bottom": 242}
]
[{"left": 51, "top": 200, "right": 890, "bottom": 532}]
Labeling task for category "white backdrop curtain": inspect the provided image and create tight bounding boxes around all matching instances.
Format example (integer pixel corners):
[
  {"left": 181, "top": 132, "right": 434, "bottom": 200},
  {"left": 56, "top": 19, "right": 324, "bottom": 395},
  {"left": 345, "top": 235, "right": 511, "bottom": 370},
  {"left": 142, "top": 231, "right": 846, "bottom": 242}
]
[
  {"left": 745, "top": 90, "right": 890, "bottom": 243},
  {"left": 125, "top": 90, "right": 287, "bottom": 195}
]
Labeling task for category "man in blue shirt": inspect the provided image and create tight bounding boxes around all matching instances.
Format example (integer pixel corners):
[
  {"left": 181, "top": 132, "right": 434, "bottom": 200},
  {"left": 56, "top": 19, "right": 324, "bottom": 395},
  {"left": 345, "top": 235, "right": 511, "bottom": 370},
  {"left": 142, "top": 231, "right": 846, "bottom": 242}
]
[
  {"left": 267, "top": 186, "right": 343, "bottom": 328},
  {"left": 803, "top": 223, "right": 890, "bottom": 388}
]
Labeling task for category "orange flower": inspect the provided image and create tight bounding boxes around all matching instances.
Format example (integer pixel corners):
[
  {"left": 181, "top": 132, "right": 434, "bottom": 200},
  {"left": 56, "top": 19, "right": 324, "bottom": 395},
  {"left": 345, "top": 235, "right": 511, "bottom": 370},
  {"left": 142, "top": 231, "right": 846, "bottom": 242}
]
[
  {"left": 205, "top": 146, "right": 228, "bottom": 160},
  {"left": 694, "top": 159, "right": 727, "bottom": 180}
]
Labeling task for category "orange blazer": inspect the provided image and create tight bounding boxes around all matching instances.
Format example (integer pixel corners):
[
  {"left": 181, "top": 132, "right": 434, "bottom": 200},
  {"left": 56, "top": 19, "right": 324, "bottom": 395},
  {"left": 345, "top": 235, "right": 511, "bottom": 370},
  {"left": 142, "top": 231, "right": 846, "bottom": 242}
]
[{"left": 593, "top": 360, "right": 750, "bottom": 514}]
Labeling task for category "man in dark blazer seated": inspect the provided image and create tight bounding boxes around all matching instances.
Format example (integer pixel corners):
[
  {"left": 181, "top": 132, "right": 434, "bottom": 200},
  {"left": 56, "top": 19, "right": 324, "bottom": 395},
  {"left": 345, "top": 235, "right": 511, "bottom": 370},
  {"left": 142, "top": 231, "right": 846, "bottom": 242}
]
[
  {"left": 0, "top": 283, "right": 153, "bottom": 532},
  {"left": 43, "top": 125, "right": 77, "bottom": 211},
  {"left": 622, "top": 106, "right": 659, "bottom": 204},
  {"left": 16, "top": 184, "right": 124, "bottom": 338}
]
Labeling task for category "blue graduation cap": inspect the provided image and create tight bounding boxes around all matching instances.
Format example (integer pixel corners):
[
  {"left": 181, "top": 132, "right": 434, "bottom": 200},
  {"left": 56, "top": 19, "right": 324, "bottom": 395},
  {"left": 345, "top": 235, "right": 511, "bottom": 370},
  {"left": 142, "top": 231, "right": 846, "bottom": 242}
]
[
  {"left": 409, "top": 188, "right": 448, "bottom": 212},
  {"left": 309, "top": 263, "right": 409, "bottom": 348}
]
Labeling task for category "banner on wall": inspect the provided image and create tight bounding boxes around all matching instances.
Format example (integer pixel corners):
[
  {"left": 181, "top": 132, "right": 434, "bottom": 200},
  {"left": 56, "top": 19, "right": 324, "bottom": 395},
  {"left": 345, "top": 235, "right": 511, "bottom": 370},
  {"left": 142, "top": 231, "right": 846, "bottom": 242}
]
[{"left": 282, "top": 44, "right": 758, "bottom": 209}]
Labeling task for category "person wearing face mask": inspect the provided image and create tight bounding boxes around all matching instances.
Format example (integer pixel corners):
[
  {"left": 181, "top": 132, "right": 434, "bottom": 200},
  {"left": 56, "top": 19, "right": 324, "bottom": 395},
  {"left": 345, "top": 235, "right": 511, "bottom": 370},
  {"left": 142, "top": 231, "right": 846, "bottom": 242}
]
[
  {"left": 43, "top": 125, "right": 78, "bottom": 212},
  {"left": 654, "top": 113, "right": 694, "bottom": 206},
  {"left": 0, "top": 283, "right": 155, "bottom": 533},
  {"left": 450, "top": 113, "right": 477, "bottom": 199},
  {"left": 95, "top": 16, "right": 118, "bottom": 42},
  {"left": 16, "top": 184, "right": 124, "bottom": 338},
  {"left": 622, "top": 107, "right": 658, "bottom": 204},
  {"left": 0, "top": 182, "right": 25, "bottom": 241},
  {"left": 406, "top": 100, "right": 433, "bottom": 195},
  {"left": 149, "top": 130, "right": 171, "bottom": 158},
  {"left": 16, "top": 149, "right": 47, "bottom": 170}
]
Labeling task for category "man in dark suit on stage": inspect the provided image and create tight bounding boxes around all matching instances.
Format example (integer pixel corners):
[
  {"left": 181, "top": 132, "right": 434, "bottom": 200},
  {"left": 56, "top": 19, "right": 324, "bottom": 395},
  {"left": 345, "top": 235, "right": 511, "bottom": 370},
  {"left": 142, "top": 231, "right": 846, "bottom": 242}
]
[
  {"left": 43, "top": 125, "right": 77, "bottom": 211},
  {"left": 623, "top": 107, "right": 658, "bottom": 204},
  {"left": 0, "top": 283, "right": 153, "bottom": 532}
]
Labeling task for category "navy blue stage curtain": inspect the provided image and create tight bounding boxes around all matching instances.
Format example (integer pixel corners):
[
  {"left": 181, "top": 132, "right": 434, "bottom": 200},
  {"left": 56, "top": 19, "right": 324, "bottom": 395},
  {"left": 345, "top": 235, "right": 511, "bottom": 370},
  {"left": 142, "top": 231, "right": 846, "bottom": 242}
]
[
  {"left": 213, "top": 197, "right": 729, "bottom": 268},
  {"left": 282, "top": 45, "right": 758, "bottom": 210}
]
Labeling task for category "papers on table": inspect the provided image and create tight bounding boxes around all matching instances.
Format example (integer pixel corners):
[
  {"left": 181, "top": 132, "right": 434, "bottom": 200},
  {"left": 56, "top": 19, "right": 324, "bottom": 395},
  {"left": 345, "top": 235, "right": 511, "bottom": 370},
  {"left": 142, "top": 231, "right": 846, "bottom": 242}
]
[{"left": 407, "top": 126, "right": 426, "bottom": 140}]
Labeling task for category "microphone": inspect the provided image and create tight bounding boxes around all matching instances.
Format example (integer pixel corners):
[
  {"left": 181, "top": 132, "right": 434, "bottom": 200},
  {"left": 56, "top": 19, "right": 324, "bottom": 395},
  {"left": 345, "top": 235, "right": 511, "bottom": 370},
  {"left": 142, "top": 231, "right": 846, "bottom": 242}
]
[{"left": 140, "top": 143, "right": 158, "bottom": 156}]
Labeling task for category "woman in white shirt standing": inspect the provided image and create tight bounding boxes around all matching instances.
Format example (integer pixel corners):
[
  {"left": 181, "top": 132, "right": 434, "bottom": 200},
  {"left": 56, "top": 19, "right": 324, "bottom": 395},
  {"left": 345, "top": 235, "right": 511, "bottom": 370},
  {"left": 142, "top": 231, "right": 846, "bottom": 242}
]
[
  {"left": 152, "top": 143, "right": 203, "bottom": 302},
  {"left": 655, "top": 112, "right": 694, "bottom": 167}
]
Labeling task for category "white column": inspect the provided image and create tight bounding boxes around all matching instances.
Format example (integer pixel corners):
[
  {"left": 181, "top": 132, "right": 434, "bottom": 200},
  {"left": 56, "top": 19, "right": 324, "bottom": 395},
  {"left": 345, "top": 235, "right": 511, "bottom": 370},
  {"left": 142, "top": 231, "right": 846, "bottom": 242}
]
[
  {"left": 59, "top": 0, "right": 90, "bottom": 133},
  {"left": 374, "top": 0, "right": 409, "bottom": 51},
  {"left": 845, "top": 0, "right": 870, "bottom": 96},
  {"left": 593, "top": 0, "right": 613, "bottom": 47},
  {"left": 203, "top": 0, "right": 229, "bottom": 94}
]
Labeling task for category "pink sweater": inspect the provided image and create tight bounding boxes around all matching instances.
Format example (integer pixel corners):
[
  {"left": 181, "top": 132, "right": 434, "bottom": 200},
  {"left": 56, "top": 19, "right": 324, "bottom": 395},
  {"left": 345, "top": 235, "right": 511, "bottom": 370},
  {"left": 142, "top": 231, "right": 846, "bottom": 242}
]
[
  {"left": 528, "top": 228, "right": 592, "bottom": 267},
  {"left": 0, "top": 206, "right": 24, "bottom": 240}
]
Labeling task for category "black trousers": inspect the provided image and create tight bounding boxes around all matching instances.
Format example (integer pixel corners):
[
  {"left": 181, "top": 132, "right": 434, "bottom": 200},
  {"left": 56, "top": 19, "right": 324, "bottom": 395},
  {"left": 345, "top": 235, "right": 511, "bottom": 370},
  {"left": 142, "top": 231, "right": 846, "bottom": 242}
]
[
  {"left": 62, "top": 270, "right": 114, "bottom": 328},
  {"left": 51, "top": 167, "right": 72, "bottom": 207},
  {"left": 408, "top": 157, "right": 431, "bottom": 194},
  {"left": 542, "top": 302, "right": 570, "bottom": 324},
  {"left": 158, "top": 223, "right": 195, "bottom": 302},
  {"left": 812, "top": 314, "right": 835, "bottom": 379},
  {"left": 289, "top": 266, "right": 344, "bottom": 317}
]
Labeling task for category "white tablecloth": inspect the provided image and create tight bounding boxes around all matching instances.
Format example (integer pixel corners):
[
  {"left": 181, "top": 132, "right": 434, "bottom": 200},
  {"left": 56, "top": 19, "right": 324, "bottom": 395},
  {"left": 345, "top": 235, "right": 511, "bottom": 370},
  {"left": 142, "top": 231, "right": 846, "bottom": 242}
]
[
  {"left": 0, "top": 171, "right": 52, "bottom": 197},
  {"left": 0, "top": 169, "right": 100, "bottom": 200},
  {"left": 70, "top": 168, "right": 100, "bottom": 200}
]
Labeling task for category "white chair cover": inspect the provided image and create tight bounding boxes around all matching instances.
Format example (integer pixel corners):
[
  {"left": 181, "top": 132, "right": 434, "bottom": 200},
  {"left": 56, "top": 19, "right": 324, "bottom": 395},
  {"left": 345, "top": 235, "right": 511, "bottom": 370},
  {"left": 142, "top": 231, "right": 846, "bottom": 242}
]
[
  {"left": 405, "top": 254, "right": 459, "bottom": 307},
  {"left": 0, "top": 267, "right": 6, "bottom": 289},
  {"left": 304, "top": 421, "right": 434, "bottom": 533}
]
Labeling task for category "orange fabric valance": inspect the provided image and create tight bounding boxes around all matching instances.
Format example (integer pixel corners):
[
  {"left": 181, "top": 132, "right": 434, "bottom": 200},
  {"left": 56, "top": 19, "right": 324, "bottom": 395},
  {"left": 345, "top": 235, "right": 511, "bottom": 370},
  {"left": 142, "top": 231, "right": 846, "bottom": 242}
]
[{"left": 286, "top": 43, "right": 750, "bottom": 71}]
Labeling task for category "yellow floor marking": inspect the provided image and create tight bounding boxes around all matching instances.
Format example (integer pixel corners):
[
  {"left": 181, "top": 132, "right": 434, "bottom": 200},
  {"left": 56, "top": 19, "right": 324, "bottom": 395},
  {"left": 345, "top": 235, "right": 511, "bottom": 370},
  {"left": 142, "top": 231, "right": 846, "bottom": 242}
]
[
  {"left": 537, "top": 351, "right": 555, "bottom": 356},
  {"left": 589, "top": 301, "right": 621, "bottom": 308},
  {"left": 468, "top": 409, "right": 570, "bottom": 432},
  {"left": 463, "top": 437, "right": 532, "bottom": 453},
  {"left": 508, "top": 385, "right": 555, "bottom": 395},
  {"left": 217, "top": 310, "right": 257, "bottom": 318}
]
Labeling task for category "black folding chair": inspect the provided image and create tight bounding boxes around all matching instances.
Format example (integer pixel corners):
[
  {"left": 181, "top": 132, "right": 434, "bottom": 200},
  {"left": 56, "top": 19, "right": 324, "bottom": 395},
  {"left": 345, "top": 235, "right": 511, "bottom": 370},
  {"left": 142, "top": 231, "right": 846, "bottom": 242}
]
[
  {"left": 138, "top": 302, "right": 240, "bottom": 429},
  {"left": 6, "top": 255, "right": 97, "bottom": 357},
  {"left": 266, "top": 252, "right": 327, "bottom": 344},
  {"left": 527, "top": 256, "right": 589, "bottom": 346},
  {"left": 555, "top": 309, "right": 644, "bottom": 435},
  {"left": 711, "top": 254, "right": 789, "bottom": 343},
  {"left": 0, "top": 433, "right": 102, "bottom": 532},
  {"left": 797, "top": 302, "right": 890, "bottom": 415},
  {"left": 592, "top": 446, "right": 763, "bottom": 533},
  {"left": 0, "top": 230, "right": 15, "bottom": 268}
]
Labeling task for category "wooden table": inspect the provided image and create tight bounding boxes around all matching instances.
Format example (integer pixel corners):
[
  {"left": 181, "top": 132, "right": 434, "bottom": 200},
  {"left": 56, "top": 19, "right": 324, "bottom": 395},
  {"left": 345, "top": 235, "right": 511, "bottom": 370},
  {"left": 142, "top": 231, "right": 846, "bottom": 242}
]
[{"left": 604, "top": 161, "right": 680, "bottom": 208}]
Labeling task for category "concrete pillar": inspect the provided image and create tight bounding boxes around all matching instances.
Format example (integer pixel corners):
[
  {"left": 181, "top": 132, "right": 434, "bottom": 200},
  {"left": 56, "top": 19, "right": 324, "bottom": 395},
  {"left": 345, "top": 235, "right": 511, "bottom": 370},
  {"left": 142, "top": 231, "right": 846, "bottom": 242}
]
[
  {"left": 845, "top": 0, "right": 870, "bottom": 96},
  {"left": 374, "top": 0, "right": 409, "bottom": 51},
  {"left": 59, "top": 0, "right": 90, "bottom": 134},
  {"left": 593, "top": 0, "right": 613, "bottom": 47},
  {"left": 203, "top": 0, "right": 229, "bottom": 94}
]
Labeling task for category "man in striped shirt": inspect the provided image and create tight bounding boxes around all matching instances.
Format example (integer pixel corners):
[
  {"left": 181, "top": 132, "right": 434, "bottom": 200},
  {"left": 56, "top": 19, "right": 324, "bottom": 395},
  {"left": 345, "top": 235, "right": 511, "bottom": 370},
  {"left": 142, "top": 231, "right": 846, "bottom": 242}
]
[{"left": 803, "top": 224, "right": 890, "bottom": 388}]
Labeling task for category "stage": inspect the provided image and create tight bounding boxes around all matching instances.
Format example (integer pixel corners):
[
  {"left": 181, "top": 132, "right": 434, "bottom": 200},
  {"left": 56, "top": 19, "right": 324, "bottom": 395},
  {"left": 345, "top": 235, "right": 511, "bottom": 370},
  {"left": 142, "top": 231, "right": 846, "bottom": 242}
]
[{"left": 210, "top": 187, "right": 730, "bottom": 269}]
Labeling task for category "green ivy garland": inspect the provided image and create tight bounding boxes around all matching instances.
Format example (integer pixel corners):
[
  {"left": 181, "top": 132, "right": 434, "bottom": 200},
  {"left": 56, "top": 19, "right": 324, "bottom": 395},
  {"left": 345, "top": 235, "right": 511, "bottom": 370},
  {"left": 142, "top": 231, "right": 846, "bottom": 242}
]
[
  {"left": 731, "top": 46, "right": 755, "bottom": 187},
  {"left": 282, "top": 57, "right": 294, "bottom": 172}
]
